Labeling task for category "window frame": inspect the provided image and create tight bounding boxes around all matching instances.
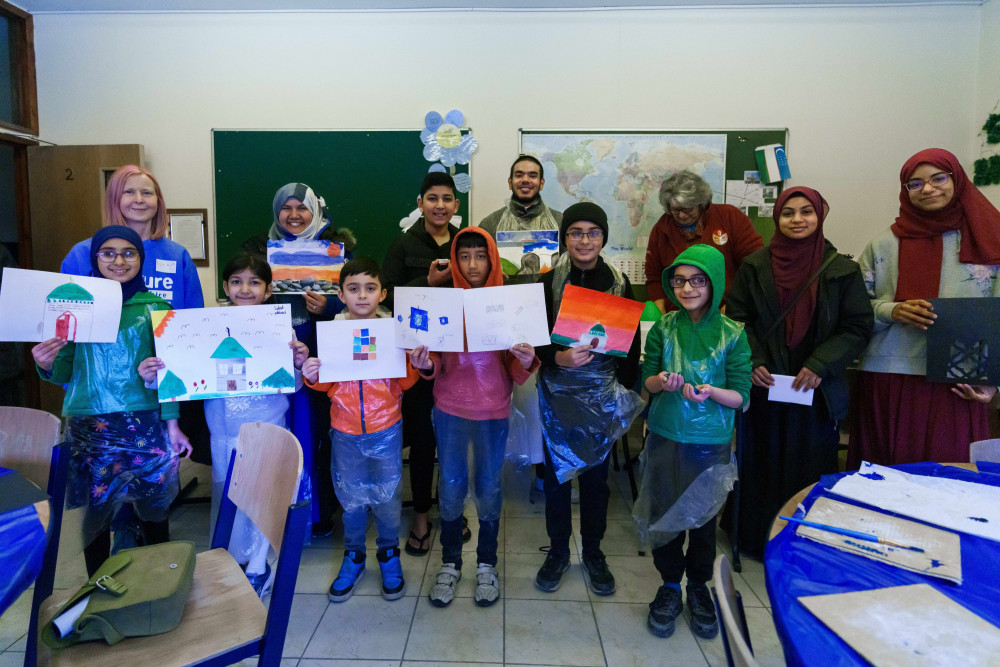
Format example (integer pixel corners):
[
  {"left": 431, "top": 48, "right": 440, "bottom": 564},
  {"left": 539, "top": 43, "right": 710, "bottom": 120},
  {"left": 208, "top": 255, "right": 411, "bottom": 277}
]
[{"left": 0, "top": 0, "right": 38, "bottom": 136}]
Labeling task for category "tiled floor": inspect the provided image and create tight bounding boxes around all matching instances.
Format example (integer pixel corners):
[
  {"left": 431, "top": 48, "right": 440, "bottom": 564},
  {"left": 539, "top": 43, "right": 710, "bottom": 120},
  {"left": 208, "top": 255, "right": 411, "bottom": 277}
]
[{"left": 0, "top": 461, "right": 786, "bottom": 666}]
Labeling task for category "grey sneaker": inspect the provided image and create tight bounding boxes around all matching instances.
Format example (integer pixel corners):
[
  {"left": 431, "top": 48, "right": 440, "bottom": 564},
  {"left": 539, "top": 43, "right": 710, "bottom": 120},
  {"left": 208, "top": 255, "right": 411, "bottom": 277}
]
[
  {"left": 474, "top": 563, "right": 500, "bottom": 607},
  {"left": 429, "top": 563, "right": 461, "bottom": 608}
]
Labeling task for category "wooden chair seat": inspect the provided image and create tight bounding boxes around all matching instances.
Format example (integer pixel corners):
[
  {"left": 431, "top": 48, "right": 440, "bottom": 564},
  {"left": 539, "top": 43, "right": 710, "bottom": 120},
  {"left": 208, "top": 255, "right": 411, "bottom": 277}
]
[{"left": 37, "top": 548, "right": 266, "bottom": 666}]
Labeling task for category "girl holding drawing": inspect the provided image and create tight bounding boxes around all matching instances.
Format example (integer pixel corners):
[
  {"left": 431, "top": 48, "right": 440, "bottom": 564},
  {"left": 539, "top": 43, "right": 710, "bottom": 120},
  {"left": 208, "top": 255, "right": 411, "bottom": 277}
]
[
  {"left": 32, "top": 226, "right": 192, "bottom": 577},
  {"left": 204, "top": 253, "right": 309, "bottom": 597},
  {"left": 726, "top": 186, "right": 873, "bottom": 556},
  {"left": 243, "top": 182, "right": 357, "bottom": 537},
  {"left": 848, "top": 149, "right": 1000, "bottom": 467}
]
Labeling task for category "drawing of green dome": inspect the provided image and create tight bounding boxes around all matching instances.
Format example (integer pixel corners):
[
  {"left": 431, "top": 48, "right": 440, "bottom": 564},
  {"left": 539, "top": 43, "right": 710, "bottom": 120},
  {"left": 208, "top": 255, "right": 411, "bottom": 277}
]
[
  {"left": 263, "top": 367, "right": 295, "bottom": 389},
  {"left": 211, "top": 336, "right": 251, "bottom": 359},
  {"left": 589, "top": 323, "right": 607, "bottom": 337},
  {"left": 46, "top": 281, "right": 94, "bottom": 302}
]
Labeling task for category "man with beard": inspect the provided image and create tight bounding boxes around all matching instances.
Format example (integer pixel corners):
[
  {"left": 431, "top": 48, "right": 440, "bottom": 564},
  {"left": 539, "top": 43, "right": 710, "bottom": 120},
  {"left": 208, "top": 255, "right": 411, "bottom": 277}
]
[{"left": 478, "top": 155, "right": 562, "bottom": 240}]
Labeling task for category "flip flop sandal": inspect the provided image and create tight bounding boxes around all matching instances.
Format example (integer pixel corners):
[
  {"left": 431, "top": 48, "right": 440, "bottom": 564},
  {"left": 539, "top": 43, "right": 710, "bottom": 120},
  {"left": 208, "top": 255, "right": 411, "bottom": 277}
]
[{"left": 405, "top": 522, "right": 433, "bottom": 556}]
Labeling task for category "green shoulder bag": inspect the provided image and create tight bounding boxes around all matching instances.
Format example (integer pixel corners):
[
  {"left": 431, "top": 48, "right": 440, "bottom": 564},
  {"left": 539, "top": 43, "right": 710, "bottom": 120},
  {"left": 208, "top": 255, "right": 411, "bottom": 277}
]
[{"left": 42, "top": 541, "right": 196, "bottom": 648}]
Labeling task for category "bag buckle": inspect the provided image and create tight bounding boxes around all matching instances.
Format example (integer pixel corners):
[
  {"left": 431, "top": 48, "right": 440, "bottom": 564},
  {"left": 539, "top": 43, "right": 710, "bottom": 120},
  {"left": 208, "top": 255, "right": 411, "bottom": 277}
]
[{"left": 93, "top": 575, "right": 127, "bottom": 596}]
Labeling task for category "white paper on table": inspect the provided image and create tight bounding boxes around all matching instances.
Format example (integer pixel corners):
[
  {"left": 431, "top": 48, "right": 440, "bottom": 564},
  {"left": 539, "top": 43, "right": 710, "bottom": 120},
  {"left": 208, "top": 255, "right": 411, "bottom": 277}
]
[
  {"left": 829, "top": 462, "right": 1000, "bottom": 542},
  {"left": 799, "top": 584, "right": 1000, "bottom": 666},
  {"left": 316, "top": 318, "right": 407, "bottom": 383},
  {"left": 462, "top": 284, "right": 550, "bottom": 352},
  {"left": 768, "top": 374, "right": 814, "bottom": 405},
  {"left": 0, "top": 267, "right": 122, "bottom": 343},
  {"left": 152, "top": 304, "right": 295, "bottom": 402},
  {"left": 393, "top": 287, "right": 465, "bottom": 352}
]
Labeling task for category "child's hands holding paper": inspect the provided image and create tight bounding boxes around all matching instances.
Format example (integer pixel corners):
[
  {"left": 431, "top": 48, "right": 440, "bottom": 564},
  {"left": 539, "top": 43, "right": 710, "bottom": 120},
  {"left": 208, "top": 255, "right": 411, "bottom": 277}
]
[
  {"left": 409, "top": 345, "right": 433, "bottom": 371},
  {"left": 302, "top": 357, "right": 321, "bottom": 384},
  {"left": 751, "top": 365, "right": 775, "bottom": 388},
  {"left": 556, "top": 341, "right": 595, "bottom": 368},
  {"left": 509, "top": 342, "right": 535, "bottom": 369}
]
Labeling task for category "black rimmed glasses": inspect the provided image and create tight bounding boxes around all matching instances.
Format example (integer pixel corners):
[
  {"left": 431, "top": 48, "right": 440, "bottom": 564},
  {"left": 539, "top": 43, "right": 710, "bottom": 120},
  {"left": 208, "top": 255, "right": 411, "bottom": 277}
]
[
  {"left": 668, "top": 205, "right": 698, "bottom": 218},
  {"left": 96, "top": 249, "right": 141, "bottom": 263},
  {"left": 566, "top": 229, "right": 604, "bottom": 241},
  {"left": 903, "top": 172, "right": 952, "bottom": 192},
  {"left": 670, "top": 275, "right": 708, "bottom": 288}
]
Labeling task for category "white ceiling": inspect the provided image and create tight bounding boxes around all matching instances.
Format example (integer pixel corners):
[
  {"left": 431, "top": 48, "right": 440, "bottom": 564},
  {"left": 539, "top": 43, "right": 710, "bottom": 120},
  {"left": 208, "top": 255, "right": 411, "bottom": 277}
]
[{"left": 9, "top": 0, "right": 988, "bottom": 13}]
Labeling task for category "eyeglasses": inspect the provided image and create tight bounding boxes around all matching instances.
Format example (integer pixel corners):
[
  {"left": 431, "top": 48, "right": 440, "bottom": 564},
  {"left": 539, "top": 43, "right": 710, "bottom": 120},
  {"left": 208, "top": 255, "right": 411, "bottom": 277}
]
[
  {"left": 903, "top": 172, "right": 952, "bottom": 192},
  {"left": 566, "top": 229, "right": 604, "bottom": 241},
  {"left": 670, "top": 275, "right": 708, "bottom": 288},
  {"left": 668, "top": 206, "right": 698, "bottom": 218},
  {"left": 96, "top": 249, "right": 141, "bottom": 263}
]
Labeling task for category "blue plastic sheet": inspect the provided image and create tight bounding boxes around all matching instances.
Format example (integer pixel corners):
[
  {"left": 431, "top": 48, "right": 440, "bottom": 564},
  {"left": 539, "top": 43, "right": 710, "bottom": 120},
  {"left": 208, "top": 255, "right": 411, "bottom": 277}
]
[
  {"left": 765, "top": 462, "right": 1000, "bottom": 666},
  {"left": 0, "top": 503, "right": 46, "bottom": 615}
]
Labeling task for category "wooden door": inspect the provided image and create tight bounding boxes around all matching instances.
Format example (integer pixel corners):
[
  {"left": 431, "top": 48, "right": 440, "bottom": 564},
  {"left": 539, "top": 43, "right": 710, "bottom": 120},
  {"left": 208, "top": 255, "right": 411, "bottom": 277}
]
[
  {"left": 26, "top": 144, "right": 144, "bottom": 414},
  {"left": 27, "top": 144, "right": 144, "bottom": 272}
]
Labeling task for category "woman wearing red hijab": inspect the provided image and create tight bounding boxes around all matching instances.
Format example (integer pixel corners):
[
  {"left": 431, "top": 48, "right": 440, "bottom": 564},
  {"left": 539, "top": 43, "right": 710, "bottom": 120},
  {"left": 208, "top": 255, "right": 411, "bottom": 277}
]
[
  {"left": 727, "top": 187, "right": 873, "bottom": 555},
  {"left": 849, "top": 149, "right": 1000, "bottom": 468}
]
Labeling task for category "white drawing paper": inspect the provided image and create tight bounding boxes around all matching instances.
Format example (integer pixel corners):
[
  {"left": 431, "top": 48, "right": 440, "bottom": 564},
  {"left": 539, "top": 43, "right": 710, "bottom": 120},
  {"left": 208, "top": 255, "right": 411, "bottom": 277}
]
[
  {"left": 798, "top": 497, "right": 962, "bottom": 584},
  {"left": 496, "top": 230, "right": 559, "bottom": 275},
  {"left": 152, "top": 304, "right": 295, "bottom": 402},
  {"left": 316, "top": 318, "right": 407, "bottom": 383},
  {"left": 829, "top": 462, "right": 1000, "bottom": 542},
  {"left": 768, "top": 374, "right": 814, "bottom": 406},
  {"left": 0, "top": 267, "right": 122, "bottom": 343},
  {"left": 393, "top": 287, "right": 465, "bottom": 352},
  {"left": 462, "top": 284, "right": 550, "bottom": 352},
  {"left": 266, "top": 238, "right": 345, "bottom": 295},
  {"left": 800, "top": 584, "right": 1000, "bottom": 666}
]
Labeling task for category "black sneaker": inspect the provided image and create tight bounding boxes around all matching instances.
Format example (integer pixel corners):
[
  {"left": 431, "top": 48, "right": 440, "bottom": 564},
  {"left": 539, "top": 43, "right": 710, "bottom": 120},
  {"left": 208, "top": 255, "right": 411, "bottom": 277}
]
[
  {"left": 647, "top": 584, "right": 682, "bottom": 637},
  {"left": 686, "top": 582, "right": 719, "bottom": 639},
  {"left": 581, "top": 552, "right": 616, "bottom": 596},
  {"left": 534, "top": 551, "right": 570, "bottom": 592}
]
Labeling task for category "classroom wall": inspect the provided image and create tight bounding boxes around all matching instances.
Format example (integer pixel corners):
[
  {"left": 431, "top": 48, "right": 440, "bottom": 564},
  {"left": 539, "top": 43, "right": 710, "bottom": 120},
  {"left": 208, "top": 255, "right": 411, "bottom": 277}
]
[
  {"left": 29, "top": 4, "right": 988, "bottom": 304},
  {"left": 976, "top": 0, "right": 1000, "bottom": 209}
]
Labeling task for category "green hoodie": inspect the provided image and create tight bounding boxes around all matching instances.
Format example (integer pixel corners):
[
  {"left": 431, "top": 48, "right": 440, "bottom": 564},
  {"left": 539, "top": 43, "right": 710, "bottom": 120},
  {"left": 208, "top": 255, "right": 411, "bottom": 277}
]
[{"left": 642, "top": 244, "right": 751, "bottom": 444}]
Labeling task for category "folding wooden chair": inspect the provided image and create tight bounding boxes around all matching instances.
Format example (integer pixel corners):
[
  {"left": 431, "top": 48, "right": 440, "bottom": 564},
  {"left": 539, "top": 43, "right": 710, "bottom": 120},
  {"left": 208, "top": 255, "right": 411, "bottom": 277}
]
[{"left": 712, "top": 553, "right": 757, "bottom": 667}]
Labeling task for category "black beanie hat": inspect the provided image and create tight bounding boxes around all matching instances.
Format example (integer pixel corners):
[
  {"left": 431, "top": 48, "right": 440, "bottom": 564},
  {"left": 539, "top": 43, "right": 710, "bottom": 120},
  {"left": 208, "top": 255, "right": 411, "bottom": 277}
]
[{"left": 560, "top": 202, "right": 609, "bottom": 247}]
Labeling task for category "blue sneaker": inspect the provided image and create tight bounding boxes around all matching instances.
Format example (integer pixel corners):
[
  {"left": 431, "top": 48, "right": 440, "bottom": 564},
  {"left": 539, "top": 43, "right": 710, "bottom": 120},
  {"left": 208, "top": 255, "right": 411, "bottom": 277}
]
[
  {"left": 329, "top": 550, "right": 366, "bottom": 602},
  {"left": 377, "top": 546, "right": 406, "bottom": 600},
  {"left": 246, "top": 561, "right": 274, "bottom": 599}
]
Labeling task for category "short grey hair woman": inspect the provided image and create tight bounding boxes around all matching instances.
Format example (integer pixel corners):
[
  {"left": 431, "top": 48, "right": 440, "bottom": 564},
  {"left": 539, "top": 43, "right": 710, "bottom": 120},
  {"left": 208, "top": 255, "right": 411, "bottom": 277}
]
[{"left": 658, "top": 171, "right": 714, "bottom": 212}]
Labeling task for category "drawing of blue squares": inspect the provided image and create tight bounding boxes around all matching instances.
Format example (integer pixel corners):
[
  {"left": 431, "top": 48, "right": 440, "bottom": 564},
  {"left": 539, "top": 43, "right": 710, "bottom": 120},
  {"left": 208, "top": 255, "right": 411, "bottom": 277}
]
[
  {"left": 353, "top": 343, "right": 362, "bottom": 353},
  {"left": 409, "top": 307, "right": 429, "bottom": 332},
  {"left": 359, "top": 337, "right": 369, "bottom": 345},
  {"left": 361, "top": 328, "right": 369, "bottom": 336},
  {"left": 439, "top": 316, "right": 449, "bottom": 325}
]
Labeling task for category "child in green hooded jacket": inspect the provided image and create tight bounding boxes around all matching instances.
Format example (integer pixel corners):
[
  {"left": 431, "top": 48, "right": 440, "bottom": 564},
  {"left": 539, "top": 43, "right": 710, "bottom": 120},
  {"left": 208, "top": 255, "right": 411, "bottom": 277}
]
[{"left": 633, "top": 243, "right": 751, "bottom": 640}]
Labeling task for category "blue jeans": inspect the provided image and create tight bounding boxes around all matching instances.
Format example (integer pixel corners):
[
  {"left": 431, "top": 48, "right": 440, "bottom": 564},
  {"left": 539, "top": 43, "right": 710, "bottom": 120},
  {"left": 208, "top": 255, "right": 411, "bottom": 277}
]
[
  {"left": 433, "top": 407, "right": 507, "bottom": 568},
  {"left": 329, "top": 422, "right": 403, "bottom": 553}
]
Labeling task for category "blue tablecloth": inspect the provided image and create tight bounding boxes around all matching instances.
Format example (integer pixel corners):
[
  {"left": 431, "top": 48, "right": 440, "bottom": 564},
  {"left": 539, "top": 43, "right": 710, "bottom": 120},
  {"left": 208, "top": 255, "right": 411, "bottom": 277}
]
[
  {"left": 765, "top": 462, "right": 1000, "bottom": 666},
  {"left": 0, "top": 466, "right": 48, "bottom": 615}
]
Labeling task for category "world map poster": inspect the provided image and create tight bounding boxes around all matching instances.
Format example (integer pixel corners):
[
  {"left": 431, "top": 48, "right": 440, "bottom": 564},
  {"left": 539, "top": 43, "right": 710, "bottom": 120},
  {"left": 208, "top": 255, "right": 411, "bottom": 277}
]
[{"left": 520, "top": 132, "right": 726, "bottom": 283}]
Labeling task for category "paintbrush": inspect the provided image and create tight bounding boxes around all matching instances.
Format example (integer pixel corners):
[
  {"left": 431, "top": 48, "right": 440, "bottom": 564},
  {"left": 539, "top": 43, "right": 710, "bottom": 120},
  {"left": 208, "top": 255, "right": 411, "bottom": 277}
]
[{"left": 779, "top": 515, "right": 925, "bottom": 552}]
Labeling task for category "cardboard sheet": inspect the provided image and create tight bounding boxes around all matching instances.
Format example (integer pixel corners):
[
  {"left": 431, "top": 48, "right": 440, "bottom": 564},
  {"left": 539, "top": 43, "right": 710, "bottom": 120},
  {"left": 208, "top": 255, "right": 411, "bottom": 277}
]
[
  {"left": 462, "top": 284, "right": 550, "bottom": 352},
  {"left": 316, "top": 318, "right": 406, "bottom": 383},
  {"left": 798, "top": 497, "right": 962, "bottom": 584},
  {"left": 800, "top": 584, "right": 1000, "bottom": 666},
  {"left": 829, "top": 462, "right": 1000, "bottom": 542},
  {"left": 926, "top": 297, "right": 1000, "bottom": 384}
]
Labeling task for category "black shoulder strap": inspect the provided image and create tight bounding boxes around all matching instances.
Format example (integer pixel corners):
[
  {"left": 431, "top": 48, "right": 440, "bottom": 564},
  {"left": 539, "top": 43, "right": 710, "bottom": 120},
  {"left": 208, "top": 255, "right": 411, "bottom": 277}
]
[{"left": 762, "top": 253, "right": 839, "bottom": 340}]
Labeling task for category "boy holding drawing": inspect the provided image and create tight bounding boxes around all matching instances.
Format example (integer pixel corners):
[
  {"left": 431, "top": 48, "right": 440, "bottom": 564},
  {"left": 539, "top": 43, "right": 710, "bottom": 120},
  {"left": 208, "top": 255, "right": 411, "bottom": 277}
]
[
  {"left": 635, "top": 244, "right": 751, "bottom": 639},
  {"left": 302, "top": 258, "right": 420, "bottom": 602},
  {"left": 534, "top": 202, "right": 643, "bottom": 597},
  {"left": 409, "top": 227, "right": 540, "bottom": 607}
]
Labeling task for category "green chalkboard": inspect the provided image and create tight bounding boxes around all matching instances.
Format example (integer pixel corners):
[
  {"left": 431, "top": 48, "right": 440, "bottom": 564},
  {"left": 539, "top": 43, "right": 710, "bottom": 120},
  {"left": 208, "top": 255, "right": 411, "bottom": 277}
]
[{"left": 212, "top": 130, "right": 470, "bottom": 300}]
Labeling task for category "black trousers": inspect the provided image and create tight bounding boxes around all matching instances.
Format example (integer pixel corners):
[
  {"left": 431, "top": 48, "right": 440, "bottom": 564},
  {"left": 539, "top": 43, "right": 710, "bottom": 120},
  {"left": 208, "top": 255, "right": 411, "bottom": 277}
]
[
  {"left": 402, "top": 377, "right": 437, "bottom": 514},
  {"left": 651, "top": 516, "right": 717, "bottom": 585},
  {"left": 543, "top": 446, "right": 610, "bottom": 559},
  {"left": 84, "top": 519, "right": 169, "bottom": 577}
]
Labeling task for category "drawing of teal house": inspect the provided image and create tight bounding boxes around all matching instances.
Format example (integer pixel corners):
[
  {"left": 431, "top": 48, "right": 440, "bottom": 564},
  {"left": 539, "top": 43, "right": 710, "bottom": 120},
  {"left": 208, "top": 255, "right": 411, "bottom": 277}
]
[{"left": 211, "top": 333, "right": 251, "bottom": 392}]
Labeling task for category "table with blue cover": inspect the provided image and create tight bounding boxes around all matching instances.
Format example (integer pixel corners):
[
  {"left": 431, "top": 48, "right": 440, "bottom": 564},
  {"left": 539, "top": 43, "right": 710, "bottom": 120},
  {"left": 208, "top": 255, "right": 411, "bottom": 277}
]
[
  {"left": 765, "top": 461, "right": 1000, "bottom": 666},
  {"left": 0, "top": 467, "right": 49, "bottom": 616}
]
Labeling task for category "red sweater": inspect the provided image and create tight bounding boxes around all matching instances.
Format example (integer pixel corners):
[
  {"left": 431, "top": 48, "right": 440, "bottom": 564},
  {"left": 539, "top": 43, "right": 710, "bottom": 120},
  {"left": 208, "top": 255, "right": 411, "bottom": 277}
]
[{"left": 644, "top": 203, "right": 762, "bottom": 308}]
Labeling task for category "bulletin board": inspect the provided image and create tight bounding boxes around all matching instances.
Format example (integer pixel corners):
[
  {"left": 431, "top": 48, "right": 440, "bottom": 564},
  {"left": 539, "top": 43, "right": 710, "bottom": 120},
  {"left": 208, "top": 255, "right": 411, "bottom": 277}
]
[{"left": 212, "top": 129, "right": 471, "bottom": 301}]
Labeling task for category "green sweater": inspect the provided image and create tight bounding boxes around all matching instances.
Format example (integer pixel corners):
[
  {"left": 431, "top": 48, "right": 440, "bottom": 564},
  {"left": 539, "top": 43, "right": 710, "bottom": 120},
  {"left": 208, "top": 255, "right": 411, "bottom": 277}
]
[
  {"left": 642, "top": 244, "right": 752, "bottom": 444},
  {"left": 39, "top": 291, "right": 179, "bottom": 420}
]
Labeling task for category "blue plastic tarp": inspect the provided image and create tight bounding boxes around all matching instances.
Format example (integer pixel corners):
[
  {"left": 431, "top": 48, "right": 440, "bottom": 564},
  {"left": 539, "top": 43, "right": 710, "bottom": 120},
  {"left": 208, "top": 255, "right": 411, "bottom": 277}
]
[
  {"left": 0, "top": 503, "right": 46, "bottom": 615},
  {"left": 765, "top": 462, "right": 1000, "bottom": 666}
]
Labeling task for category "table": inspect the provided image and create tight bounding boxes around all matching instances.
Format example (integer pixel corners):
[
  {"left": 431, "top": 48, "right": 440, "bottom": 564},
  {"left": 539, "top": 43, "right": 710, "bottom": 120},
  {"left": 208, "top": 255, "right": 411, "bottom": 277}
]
[
  {"left": 0, "top": 475, "right": 50, "bottom": 615},
  {"left": 764, "top": 462, "right": 1000, "bottom": 666}
]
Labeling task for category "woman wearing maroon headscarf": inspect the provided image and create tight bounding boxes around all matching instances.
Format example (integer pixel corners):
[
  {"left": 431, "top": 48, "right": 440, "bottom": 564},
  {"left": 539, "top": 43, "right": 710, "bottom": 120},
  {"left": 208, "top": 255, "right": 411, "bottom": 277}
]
[
  {"left": 849, "top": 149, "right": 1000, "bottom": 468},
  {"left": 727, "top": 187, "right": 873, "bottom": 555}
]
